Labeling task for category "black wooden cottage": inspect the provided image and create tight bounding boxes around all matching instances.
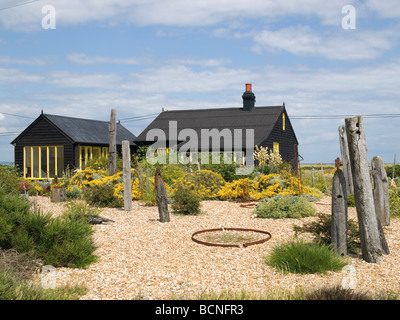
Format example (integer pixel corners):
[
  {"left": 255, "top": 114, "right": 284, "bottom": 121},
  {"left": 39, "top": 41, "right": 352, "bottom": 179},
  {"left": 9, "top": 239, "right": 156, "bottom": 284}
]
[
  {"left": 134, "top": 84, "right": 299, "bottom": 165},
  {"left": 11, "top": 113, "right": 136, "bottom": 180}
]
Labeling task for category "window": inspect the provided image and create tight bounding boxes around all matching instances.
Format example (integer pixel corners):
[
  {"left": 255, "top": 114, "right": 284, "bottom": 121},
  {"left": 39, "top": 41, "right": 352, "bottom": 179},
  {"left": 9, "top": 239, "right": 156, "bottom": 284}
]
[
  {"left": 77, "top": 146, "right": 109, "bottom": 169},
  {"left": 282, "top": 113, "right": 286, "bottom": 131},
  {"left": 273, "top": 142, "right": 280, "bottom": 154},
  {"left": 23, "top": 146, "right": 64, "bottom": 179}
]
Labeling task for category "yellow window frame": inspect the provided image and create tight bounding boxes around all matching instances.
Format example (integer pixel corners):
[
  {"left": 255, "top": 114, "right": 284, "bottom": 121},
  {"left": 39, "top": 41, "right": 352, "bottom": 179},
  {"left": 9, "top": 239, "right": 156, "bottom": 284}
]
[
  {"left": 78, "top": 146, "right": 109, "bottom": 170},
  {"left": 273, "top": 142, "right": 280, "bottom": 154},
  {"left": 282, "top": 113, "right": 286, "bottom": 131},
  {"left": 23, "top": 146, "right": 62, "bottom": 180}
]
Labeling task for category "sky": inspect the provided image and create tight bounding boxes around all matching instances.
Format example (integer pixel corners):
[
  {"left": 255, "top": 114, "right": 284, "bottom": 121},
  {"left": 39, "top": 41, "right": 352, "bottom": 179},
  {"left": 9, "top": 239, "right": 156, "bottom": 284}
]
[{"left": 0, "top": 0, "right": 399, "bottom": 164}]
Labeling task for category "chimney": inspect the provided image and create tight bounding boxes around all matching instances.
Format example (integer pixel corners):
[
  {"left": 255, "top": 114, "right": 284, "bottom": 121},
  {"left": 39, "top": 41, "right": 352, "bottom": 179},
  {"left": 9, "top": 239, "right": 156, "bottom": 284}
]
[{"left": 242, "top": 83, "right": 255, "bottom": 111}]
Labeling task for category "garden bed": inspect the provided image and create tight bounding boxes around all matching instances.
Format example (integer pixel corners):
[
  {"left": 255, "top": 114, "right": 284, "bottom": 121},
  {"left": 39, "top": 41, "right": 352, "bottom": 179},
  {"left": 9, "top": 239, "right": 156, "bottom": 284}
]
[{"left": 33, "top": 196, "right": 400, "bottom": 300}]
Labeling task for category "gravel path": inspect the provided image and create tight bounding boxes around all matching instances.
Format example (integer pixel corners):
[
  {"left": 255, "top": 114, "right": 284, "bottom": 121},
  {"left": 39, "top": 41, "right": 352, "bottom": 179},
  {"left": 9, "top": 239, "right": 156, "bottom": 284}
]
[{"left": 33, "top": 196, "right": 400, "bottom": 300}]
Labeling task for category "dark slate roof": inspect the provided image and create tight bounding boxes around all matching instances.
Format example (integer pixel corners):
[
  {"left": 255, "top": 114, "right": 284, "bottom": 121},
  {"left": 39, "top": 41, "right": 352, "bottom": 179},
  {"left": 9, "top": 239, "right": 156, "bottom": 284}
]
[
  {"left": 44, "top": 114, "right": 136, "bottom": 145},
  {"left": 135, "top": 105, "right": 295, "bottom": 148},
  {"left": 12, "top": 113, "right": 136, "bottom": 146}
]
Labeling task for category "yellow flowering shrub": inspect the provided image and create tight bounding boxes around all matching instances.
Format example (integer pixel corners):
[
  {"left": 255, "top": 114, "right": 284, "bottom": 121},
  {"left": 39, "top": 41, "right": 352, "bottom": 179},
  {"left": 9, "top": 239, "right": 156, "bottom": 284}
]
[
  {"left": 169, "top": 170, "right": 225, "bottom": 199},
  {"left": 218, "top": 178, "right": 257, "bottom": 200},
  {"left": 217, "top": 172, "right": 321, "bottom": 201}
]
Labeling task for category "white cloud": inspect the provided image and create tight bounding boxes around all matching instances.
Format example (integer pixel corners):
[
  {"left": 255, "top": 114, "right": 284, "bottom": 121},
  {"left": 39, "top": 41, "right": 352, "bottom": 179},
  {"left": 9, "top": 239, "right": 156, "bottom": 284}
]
[
  {"left": 252, "top": 26, "right": 398, "bottom": 60},
  {"left": 0, "top": 0, "right": 357, "bottom": 31},
  {"left": 66, "top": 53, "right": 145, "bottom": 65},
  {"left": 48, "top": 70, "right": 121, "bottom": 88},
  {"left": 121, "top": 65, "right": 258, "bottom": 93},
  {"left": 0, "top": 67, "right": 43, "bottom": 83},
  {"left": 366, "top": 0, "right": 400, "bottom": 18},
  {"left": 0, "top": 56, "right": 48, "bottom": 65}
]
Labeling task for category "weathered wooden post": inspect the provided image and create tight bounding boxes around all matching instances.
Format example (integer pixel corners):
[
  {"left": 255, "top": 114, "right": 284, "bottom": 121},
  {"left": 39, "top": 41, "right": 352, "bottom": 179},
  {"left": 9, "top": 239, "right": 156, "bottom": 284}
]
[
  {"left": 108, "top": 108, "right": 117, "bottom": 176},
  {"left": 338, "top": 125, "right": 354, "bottom": 195},
  {"left": 122, "top": 140, "right": 132, "bottom": 212},
  {"left": 146, "top": 167, "right": 150, "bottom": 194},
  {"left": 155, "top": 167, "right": 170, "bottom": 222},
  {"left": 345, "top": 116, "right": 389, "bottom": 263},
  {"left": 371, "top": 156, "right": 390, "bottom": 226},
  {"left": 50, "top": 186, "right": 66, "bottom": 202},
  {"left": 331, "top": 162, "right": 348, "bottom": 256},
  {"left": 139, "top": 165, "right": 143, "bottom": 186}
]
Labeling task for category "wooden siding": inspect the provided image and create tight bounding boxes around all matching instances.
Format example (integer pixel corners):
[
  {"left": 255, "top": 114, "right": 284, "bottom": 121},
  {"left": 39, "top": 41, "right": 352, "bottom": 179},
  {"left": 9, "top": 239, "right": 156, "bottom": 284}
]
[
  {"left": 14, "top": 117, "right": 75, "bottom": 171},
  {"left": 260, "top": 110, "right": 298, "bottom": 164}
]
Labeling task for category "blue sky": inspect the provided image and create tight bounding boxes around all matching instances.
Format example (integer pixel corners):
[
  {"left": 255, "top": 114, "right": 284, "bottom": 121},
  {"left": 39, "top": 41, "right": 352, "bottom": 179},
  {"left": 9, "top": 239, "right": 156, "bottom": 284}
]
[{"left": 0, "top": 0, "right": 399, "bottom": 164}]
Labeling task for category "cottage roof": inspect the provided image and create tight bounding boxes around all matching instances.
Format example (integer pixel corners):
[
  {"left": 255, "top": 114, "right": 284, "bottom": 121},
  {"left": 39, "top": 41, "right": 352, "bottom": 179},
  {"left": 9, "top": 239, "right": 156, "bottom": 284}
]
[
  {"left": 12, "top": 113, "right": 137, "bottom": 146},
  {"left": 134, "top": 105, "right": 297, "bottom": 147}
]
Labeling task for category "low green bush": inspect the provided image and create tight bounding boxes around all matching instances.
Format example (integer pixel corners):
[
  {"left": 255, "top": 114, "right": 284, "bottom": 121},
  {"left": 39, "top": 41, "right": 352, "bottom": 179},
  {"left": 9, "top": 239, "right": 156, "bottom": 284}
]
[
  {"left": 0, "top": 164, "right": 23, "bottom": 195},
  {"left": 293, "top": 213, "right": 361, "bottom": 254},
  {"left": 0, "top": 191, "right": 98, "bottom": 268},
  {"left": 254, "top": 195, "right": 316, "bottom": 219},
  {"left": 389, "top": 187, "right": 400, "bottom": 218},
  {"left": 82, "top": 184, "right": 123, "bottom": 208},
  {"left": 66, "top": 185, "right": 82, "bottom": 199},
  {"left": 171, "top": 187, "right": 201, "bottom": 215},
  {"left": 264, "top": 240, "right": 348, "bottom": 274},
  {"left": 305, "top": 284, "right": 372, "bottom": 300}
]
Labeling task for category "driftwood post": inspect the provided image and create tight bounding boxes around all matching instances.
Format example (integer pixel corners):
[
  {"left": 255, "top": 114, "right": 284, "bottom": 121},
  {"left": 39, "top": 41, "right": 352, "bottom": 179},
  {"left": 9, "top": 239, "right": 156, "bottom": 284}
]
[
  {"left": 155, "top": 167, "right": 170, "bottom": 222},
  {"left": 331, "top": 168, "right": 348, "bottom": 255},
  {"left": 345, "top": 116, "right": 389, "bottom": 263},
  {"left": 338, "top": 125, "right": 354, "bottom": 195},
  {"left": 371, "top": 156, "right": 390, "bottom": 226},
  {"left": 50, "top": 187, "right": 66, "bottom": 202},
  {"left": 108, "top": 109, "right": 117, "bottom": 176},
  {"left": 122, "top": 140, "right": 132, "bottom": 212}
]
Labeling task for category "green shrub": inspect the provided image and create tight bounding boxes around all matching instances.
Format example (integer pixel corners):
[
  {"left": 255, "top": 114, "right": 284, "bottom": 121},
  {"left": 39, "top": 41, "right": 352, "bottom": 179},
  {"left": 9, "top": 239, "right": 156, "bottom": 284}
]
[
  {"left": 264, "top": 240, "right": 348, "bottom": 274},
  {"left": 39, "top": 214, "right": 98, "bottom": 267},
  {"left": 171, "top": 187, "right": 201, "bottom": 215},
  {"left": 82, "top": 184, "right": 123, "bottom": 208},
  {"left": 0, "top": 191, "right": 97, "bottom": 268},
  {"left": 254, "top": 195, "right": 316, "bottom": 219},
  {"left": 0, "top": 164, "right": 23, "bottom": 195},
  {"left": 293, "top": 213, "right": 361, "bottom": 255},
  {"left": 304, "top": 284, "right": 372, "bottom": 300},
  {"left": 389, "top": 187, "right": 400, "bottom": 218},
  {"left": 385, "top": 165, "right": 400, "bottom": 179},
  {"left": 66, "top": 185, "right": 82, "bottom": 199}
]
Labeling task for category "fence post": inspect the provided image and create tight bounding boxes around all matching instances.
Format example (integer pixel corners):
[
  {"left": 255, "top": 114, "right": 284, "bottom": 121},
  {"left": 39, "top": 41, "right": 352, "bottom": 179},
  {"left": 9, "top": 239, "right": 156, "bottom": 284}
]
[
  {"left": 155, "top": 167, "right": 170, "bottom": 222},
  {"left": 122, "top": 140, "right": 132, "bottom": 212},
  {"left": 108, "top": 108, "right": 117, "bottom": 176},
  {"left": 338, "top": 125, "right": 354, "bottom": 195},
  {"left": 371, "top": 156, "right": 390, "bottom": 226},
  {"left": 331, "top": 169, "right": 348, "bottom": 255},
  {"left": 345, "top": 116, "right": 388, "bottom": 263}
]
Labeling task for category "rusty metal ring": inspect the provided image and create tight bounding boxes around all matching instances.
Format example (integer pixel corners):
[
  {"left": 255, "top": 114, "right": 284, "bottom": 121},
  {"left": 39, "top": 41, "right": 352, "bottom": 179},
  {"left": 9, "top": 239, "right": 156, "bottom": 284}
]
[{"left": 191, "top": 227, "right": 272, "bottom": 248}]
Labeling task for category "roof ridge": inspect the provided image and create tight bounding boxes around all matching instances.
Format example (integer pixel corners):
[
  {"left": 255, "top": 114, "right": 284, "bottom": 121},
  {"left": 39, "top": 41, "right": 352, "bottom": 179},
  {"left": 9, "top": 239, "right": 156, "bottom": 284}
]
[{"left": 161, "top": 105, "right": 284, "bottom": 113}]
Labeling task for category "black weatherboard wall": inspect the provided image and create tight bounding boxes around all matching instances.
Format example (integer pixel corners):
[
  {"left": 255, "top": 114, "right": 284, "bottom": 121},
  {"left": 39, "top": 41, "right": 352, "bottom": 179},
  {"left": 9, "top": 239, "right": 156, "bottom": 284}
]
[
  {"left": 12, "top": 114, "right": 75, "bottom": 172},
  {"left": 260, "top": 106, "right": 298, "bottom": 164},
  {"left": 12, "top": 113, "right": 137, "bottom": 177}
]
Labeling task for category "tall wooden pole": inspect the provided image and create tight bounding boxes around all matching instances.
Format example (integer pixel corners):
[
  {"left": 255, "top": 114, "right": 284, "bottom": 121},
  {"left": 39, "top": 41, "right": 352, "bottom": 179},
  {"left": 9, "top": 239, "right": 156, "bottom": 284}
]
[
  {"left": 371, "top": 156, "right": 390, "bottom": 226},
  {"left": 108, "top": 109, "right": 117, "bottom": 176},
  {"left": 122, "top": 140, "right": 132, "bottom": 212},
  {"left": 331, "top": 168, "right": 348, "bottom": 256},
  {"left": 338, "top": 125, "right": 354, "bottom": 195},
  {"left": 345, "top": 116, "right": 388, "bottom": 263}
]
